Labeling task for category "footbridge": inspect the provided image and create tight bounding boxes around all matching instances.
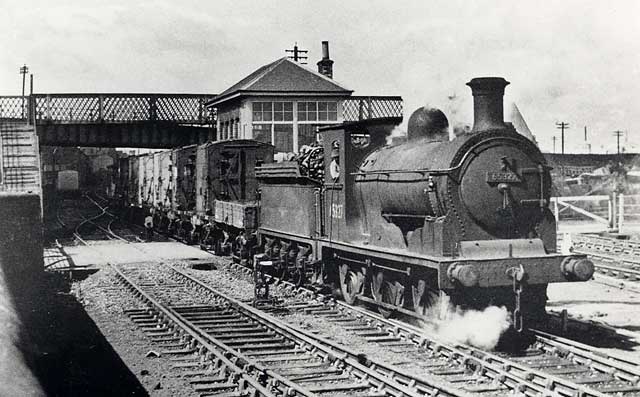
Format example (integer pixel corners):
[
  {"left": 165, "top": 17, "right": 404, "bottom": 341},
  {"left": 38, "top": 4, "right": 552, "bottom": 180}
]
[{"left": 0, "top": 94, "right": 215, "bottom": 148}]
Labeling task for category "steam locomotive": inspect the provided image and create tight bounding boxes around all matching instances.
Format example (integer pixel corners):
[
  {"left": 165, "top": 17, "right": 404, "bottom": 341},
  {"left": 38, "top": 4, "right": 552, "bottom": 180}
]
[{"left": 114, "top": 77, "right": 594, "bottom": 336}]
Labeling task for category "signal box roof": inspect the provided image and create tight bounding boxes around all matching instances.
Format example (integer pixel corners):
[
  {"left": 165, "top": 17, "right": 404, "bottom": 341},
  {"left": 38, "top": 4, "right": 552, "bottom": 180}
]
[{"left": 207, "top": 57, "right": 352, "bottom": 107}]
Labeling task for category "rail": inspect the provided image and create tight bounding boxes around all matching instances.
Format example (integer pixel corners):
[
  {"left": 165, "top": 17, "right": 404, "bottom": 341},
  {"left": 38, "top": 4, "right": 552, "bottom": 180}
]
[{"left": 0, "top": 94, "right": 216, "bottom": 124}]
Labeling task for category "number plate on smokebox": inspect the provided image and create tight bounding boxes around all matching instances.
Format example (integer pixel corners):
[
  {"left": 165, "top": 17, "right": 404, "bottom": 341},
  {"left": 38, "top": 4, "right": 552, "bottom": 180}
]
[{"left": 486, "top": 171, "right": 521, "bottom": 183}]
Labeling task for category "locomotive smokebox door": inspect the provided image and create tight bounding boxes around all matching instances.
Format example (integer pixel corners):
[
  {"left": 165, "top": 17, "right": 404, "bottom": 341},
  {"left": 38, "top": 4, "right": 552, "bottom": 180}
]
[{"left": 459, "top": 143, "right": 549, "bottom": 238}]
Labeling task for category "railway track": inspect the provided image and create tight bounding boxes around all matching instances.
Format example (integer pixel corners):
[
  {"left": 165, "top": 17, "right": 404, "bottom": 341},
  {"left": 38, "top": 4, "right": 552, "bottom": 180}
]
[
  {"left": 54, "top": 193, "right": 144, "bottom": 245},
  {"left": 571, "top": 234, "right": 640, "bottom": 284},
  {"left": 65, "top": 197, "right": 640, "bottom": 396},
  {"left": 81, "top": 194, "right": 145, "bottom": 242},
  {"left": 114, "top": 263, "right": 465, "bottom": 397},
  {"left": 213, "top": 262, "right": 640, "bottom": 397}
]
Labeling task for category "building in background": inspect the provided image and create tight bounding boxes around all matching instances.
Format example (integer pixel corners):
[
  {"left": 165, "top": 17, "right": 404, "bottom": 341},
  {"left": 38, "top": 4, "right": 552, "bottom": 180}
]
[{"left": 206, "top": 42, "right": 353, "bottom": 154}]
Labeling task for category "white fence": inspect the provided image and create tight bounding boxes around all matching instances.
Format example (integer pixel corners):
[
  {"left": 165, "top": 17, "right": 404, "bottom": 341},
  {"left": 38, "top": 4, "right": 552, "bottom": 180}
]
[{"left": 552, "top": 194, "right": 640, "bottom": 233}]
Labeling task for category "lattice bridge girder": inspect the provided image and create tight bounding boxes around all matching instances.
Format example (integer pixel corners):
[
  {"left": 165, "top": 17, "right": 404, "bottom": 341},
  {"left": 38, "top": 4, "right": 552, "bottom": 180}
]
[
  {"left": 38, "top": 122, "right": 213, "bottom": 148},
  {"left": 1, "top": 93, "right": 216, "bottom": 124}
]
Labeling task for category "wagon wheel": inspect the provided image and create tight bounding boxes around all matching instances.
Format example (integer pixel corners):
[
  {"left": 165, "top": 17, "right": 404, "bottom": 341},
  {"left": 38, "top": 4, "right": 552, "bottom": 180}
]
[
  {"left": 339, "top": 264, "right": 364, "bottom": 305},
  {"left": 371, "top": 271, "right": 404, "bottom": 318},
  {"left": 412, "top": 279, "right": 445, "bottom": 319}
]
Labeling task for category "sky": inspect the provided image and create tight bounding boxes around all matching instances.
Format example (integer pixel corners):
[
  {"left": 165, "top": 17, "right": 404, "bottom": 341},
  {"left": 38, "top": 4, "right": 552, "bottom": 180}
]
[{"left": 1, "top": 0, "right": 639, "bottom": 154}]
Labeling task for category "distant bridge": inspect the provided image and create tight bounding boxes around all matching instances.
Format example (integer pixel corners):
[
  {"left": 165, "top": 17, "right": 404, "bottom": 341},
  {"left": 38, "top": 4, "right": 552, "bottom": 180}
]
[
  {"left": 0, "top": 94, "right": 215, "bottom": 148},
  {"left": 0, "top": 94, "right": 403, "bottom": 149}
]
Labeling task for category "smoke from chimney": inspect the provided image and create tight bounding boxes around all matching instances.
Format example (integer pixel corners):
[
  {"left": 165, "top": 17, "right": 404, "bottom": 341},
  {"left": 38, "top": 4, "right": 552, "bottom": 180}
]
[
  {"left": 317, "top": 41, "right": 334, "bottom": 79},
  {"left": 466, "top": 77, "right": 509, "bottom": 132}
]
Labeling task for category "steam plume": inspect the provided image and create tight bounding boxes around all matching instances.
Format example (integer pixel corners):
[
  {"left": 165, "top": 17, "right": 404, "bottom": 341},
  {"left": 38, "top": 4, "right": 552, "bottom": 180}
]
[{"left": 422, "top": 295, "right": 510, "bottom": 350}]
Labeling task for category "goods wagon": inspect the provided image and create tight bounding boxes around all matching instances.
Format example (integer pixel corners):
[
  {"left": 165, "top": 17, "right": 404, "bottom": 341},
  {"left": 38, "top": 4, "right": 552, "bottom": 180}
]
[
  {"left": 153, "top": 150, "right": 173, "bottom": 208},
  {"left": 174, "top": 144, "right": 197, "bottom": 212},
  {"left": 116, "top": 140, "right": 273, "bottom": 251}
]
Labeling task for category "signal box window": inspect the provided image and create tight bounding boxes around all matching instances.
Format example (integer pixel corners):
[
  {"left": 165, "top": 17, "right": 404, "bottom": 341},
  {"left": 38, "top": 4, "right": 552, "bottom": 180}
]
[
  {"left": 299, "top": 124, "right": 319, "bottom": 146},
  {"left": 298, "top": 101, "right": 337, "bottom": 122},
  {"left": 252, "top": 124, "right": 271, "bottom": 144},
  {"left": 273, "top": 102, "right": 293, "bottom": 121},
  {"left": 253, "top": 102, "right": 272, "bottom": 122},
  {"left": 274, "top": 124, "right": 293, "bottom": 152},
  {"left": 253, "top": 101, "right": 293, "bottom": 122}
]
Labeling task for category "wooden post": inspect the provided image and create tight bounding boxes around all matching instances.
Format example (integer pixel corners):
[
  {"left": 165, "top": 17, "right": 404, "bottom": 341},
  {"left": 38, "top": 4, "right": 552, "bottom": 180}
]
[
  {"left": 618, "top": 193, "right": 625, "bottom": 233},
  {"left": 28, "top": 75, "right": 34, "bottom": 125},
  {"left": 98, "top": 95, "right": 104, "bottom": 121},
  {"left": 149, "top": 96, "right": 157, "bottom": 121},
  {"left": 46, "top": 95, "right": 51, "bottom": 120},
  {"left": 611, "top": 192, "right": 618, "bottom": 231}
]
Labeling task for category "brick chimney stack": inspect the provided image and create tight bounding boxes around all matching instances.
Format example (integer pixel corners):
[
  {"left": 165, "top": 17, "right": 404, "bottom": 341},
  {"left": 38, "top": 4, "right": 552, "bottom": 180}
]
[{"left": 317, "top": 41, "right": 333, "bottom": 78}]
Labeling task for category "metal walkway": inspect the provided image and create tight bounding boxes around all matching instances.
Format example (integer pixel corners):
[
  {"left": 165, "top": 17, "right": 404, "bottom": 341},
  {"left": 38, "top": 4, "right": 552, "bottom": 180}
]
[{"left": 0, "top": 94, "right": 215, "bottom": 148}]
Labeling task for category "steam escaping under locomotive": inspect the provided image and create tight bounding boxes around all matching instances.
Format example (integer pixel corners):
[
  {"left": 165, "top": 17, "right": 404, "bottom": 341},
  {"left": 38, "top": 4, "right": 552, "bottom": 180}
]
[{"left": 113, "top": 77, "right": 594, "bottom": 342}]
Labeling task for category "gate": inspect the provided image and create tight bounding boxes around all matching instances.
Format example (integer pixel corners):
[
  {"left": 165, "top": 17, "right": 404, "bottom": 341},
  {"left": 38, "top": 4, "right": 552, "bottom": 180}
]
[{"left": 553, "top": 194, "right": 640, "bottom": 233}]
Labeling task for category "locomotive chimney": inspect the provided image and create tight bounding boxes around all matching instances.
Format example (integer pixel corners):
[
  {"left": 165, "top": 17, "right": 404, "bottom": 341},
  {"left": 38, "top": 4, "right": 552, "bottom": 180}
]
[
  {"left": 466, "top": 77, "right": 510, "bottom": 132},
  {"left": 317, "top": 41, "right": 334, "bottom": 78}
]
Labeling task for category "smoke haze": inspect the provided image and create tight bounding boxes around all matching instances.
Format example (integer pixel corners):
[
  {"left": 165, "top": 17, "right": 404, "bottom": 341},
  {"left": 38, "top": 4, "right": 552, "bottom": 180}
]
[{"left": 422, "top": 294, "right": 511, "bottom": 350}]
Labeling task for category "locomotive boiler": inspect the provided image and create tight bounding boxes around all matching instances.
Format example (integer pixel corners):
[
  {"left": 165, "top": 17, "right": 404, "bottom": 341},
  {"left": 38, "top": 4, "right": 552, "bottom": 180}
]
[{"left": 256, "top": 77, "right": 594, "bottom": 335}]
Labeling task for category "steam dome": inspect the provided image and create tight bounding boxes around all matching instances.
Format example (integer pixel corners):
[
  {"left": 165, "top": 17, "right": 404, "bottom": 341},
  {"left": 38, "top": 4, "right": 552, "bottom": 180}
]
[{"left": 407, "top": 107, "right": 449, "bottom": 142}]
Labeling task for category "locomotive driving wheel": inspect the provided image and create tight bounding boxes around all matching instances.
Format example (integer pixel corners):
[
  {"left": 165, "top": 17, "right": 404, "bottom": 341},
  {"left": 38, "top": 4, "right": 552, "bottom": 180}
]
[
  {"left": 371, "top": 270, "right": 404, "bottom": 318},
  {"left": 338, "top": 264, "right": 364, "bottom": 305},
  {"left": 412, "top": 279, "right": 448, "bottom": 319},
  {"left": 309, "top": 261, "right": 324, "bottom": 285},
  {"left": 290, "top": 264, "right": 305, "bottom": 287}
]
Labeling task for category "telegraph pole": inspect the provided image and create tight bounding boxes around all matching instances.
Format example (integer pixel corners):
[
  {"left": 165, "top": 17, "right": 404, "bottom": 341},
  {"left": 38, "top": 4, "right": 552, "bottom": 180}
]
[
  {"left": 285, "top": 43, "right": 308, "bottom": 64},
  {"left": 556, "top": 122, "right": 569, "bottom": 154},
  {"left": 584, "top": 126, "right": 587, "bottom": 141},
  {"left": 613, "top": 130, "right": 624, "bottom": 156},
  {"left": 552, "top": 136, "right": 557, "bottom": 153},
  {"left": 19, "top": 64, "right": 29, "bottom": 118}
]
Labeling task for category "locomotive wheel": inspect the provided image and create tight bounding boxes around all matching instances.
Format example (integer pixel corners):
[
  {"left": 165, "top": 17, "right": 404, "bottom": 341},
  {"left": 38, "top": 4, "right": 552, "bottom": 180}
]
[
  {"left": 272, "top": 263, "right": 288, "bottom": 280},
  {"left": 339, "top": 264, "right": 364, "bottom": 305},
  {"left": 291, "top": 266, "right": 305, "bottom": 287},
  {"left": 412, "top": 279, "right": 442, "bottom": 318},
  {"left": 310, "top": 262, "right": 324, "bottom": 285},
  {"left": 371, "top": 271, "right": 404, "bottom": 318}
]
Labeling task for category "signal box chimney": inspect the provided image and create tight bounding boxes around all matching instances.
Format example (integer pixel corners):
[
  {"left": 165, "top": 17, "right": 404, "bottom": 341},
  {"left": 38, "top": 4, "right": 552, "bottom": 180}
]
[
  {"left": 317, "top": 41, "right": 334, "bottom": 78},
  {"left": 466, "top": 77, "right": 509, "bottom": 132}
]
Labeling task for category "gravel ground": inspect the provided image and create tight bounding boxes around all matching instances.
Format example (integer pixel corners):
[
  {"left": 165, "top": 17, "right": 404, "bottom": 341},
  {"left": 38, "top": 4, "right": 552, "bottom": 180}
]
[
  {"left": 73, "top": 263, "right": 199, "bottom": 397},
  {"left": 546, "top": 277, "right": 640, "bottom": 361},
  {"left": 183, "top": 258, "right": 640, "bottom": 373},
  {"left": 180, "top": 261, "right": 506, "bottom": 394},
  {"left": 63, "top": 252, "right": 640, "bottom": 395}
]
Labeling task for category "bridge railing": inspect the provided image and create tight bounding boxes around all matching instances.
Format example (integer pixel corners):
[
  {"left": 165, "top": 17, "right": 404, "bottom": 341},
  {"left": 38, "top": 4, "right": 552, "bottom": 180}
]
[
  {"left": 342, "top": 96, "right": 403, "bottom": 122},
  {"left": 3, "top": 94, "right": 400, "bottom": 125},
  {"left": 0, "top": 96, "right": 29, "bottom": 120},
  {"left": 1, "top": 94, "right": 216, "bottom": 124}
]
